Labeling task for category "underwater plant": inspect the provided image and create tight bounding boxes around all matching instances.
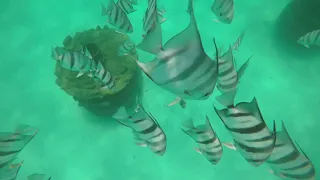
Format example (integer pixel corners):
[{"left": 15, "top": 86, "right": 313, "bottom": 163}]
[{"left": 54, "top": 25, "right": 143, "bottom": 116}]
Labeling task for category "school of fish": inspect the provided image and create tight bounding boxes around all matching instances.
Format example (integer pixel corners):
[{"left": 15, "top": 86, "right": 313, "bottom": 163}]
[{"left": 2, "top": 0, "right": 315, "bottom": 179}]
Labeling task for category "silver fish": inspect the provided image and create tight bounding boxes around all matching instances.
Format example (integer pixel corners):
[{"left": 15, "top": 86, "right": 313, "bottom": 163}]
[
  {"left": 27, "top": 173, "right": 51, "bottom": 180},
  {"left": 181, "top": 116, "right": 223, "bottom": 165},
  {"left": 216, "top": 47, "right": 252, "bottom": 95},
  {"left": 211, "top": 0, "right": 234, "bottom": 24},
  {"left": 0, "top": 161, "right": 23, "bottom": 180},
  {"left": 114, "top": 102, "right": 167, "bottom": 156},
  {"left": 266, "top": 121, "right": 316, "bottom": 180},
  {"left": 117, "top": 0, "right": 136, "bottom": 14},
  {"left": 297, "top": 29, "right": 320, "bottom": 48},
  {"left": 0, "top": 125, "right": 38, "bottom": 169},
  {"left": 136, "top": 0, "right": 219, "bottom": 107},
  {"left": 213, "top": 90, "right": 276, "bottom": 167},
  {"left": 118, "top": 39, "right": 135, "bottom": 56},
  {"left": 142, "top": 0, "right": 160, "bottom": 34},
  {"left": 232, "top": 30, "right": 245, "bottom": 51},
  {"left": 92, "top": 60, "right": 116, "bottom": 91},
  {"left": 101, "top": 1, "right": 133, "bottom": 33},
  {"left": 51, "top": 47, "right": 95, "bottom": 78}
]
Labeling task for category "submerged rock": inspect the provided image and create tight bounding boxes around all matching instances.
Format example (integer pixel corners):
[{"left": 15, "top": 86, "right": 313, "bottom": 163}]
[{"left": 54, "top": 25, "right": 142, "bottom": 117}]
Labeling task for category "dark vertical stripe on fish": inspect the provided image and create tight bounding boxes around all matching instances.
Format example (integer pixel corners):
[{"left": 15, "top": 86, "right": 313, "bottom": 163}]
[
  {"left": 226, "top": 121, "right": 266, "bottom": 134},
  {"left": 137, "top": 122, "right": 157, "bottom": 134}
]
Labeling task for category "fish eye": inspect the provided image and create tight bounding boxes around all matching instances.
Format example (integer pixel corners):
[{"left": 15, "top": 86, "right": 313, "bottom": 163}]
[
  {"left": 204, "top": 92, "right": 210, "bottom": 97},
  {"left": 219, "top": 13, "right": 223, "bottom": 16}
]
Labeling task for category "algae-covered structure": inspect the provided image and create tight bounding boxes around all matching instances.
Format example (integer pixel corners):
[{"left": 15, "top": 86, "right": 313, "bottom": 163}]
[{"left": 54, "top": 25, "right": 142, "bottom": 117}]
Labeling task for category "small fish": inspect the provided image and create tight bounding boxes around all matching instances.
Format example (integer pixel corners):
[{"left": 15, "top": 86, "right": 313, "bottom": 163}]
[
  {"left": 181, "top": 116, "right": 223, "bottom": 165},
  {"left": 216, "top": 47, "right": 252, "bottom": 95},
  {"left": 0, "top": 125, "right": 38, "bottom": 168},
  {"left": 211, "top": 0, "right": 234, "bottom": 24},
  {"left": 266, "top": 121, "right": 316, "bottom": 180},
  {"left": 118, "top": 39, "right": 135, "bottom": 56},
  {"left": 51, "top": 47, "right": 95, "bottom": 78},
  {"left": 0, "top": 161, "right": 23, "bottom": 180},
  {"left": 213, "top": 90, "right": 277, "bottom": 167},
  {"left": 232, "top": 30, "right": 246, "bottom": 51},
  {"left": 27, "top": 173, "right": 51, "bottom": 180},
  {"left": 114, "top": 101, "right": 167, "bottom": 156},
  {"left": 117, "top": 0, "right": 136, "bottom": 14},
  {"left": 167, "top": 97, "right": 186, "bottom": 109},
  {"left": 101, "top": 1, "right": 134, "bottom": 33},
  {"left": 136, "top": 0, "right": 219, "bottom": 107},
  {"left": 142, "top": 0, "right": 160, "bottom": 35},
  {"left": 297, "top": 29, "right": 320, "bottom": 48},
  {"left": 92, "top": 60, "right": 116, "bottom": 91}
]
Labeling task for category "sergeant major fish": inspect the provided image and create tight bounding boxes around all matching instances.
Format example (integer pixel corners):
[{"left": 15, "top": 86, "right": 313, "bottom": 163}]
[
  {"left": 101, "top": 0, "right": 133, "bottom": 33},
  {"left": 112, "top": 101, "right": 167, "bottom": 156},
  {"left": 136, "top": 0, "right": 219, "bottom": 108},
  {"left": 213, "top": 89, "right": 276, "bottom": 167},
  {"left": 297, "top": 29, "right": 320, "bottom": 48},
  {"left": 92, "top": 60, "right": 116, "bottom": 91},
  {"left": 51, "top": 47, "right": 96, "bottom": 78},
  {"left": 0, "top": 125, "right": 38, "bottom": 169},
  {"left": 181, "top": 116, "right": 223, "bottom": 165},
  {"left": 216, "top": 46, "right": 252, "bottom": 98},
  {"left": 266, "top": 121, "right": 315, "bottom": 180},
  {"left": 142, "top": 0, "right": 162, "bottom": 35},
  {"left": 211, "top": 0, "right": 234, "bottom": 24}
]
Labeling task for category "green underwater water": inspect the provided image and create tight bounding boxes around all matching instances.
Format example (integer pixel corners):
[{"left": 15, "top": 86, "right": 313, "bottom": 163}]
[{"left": 0, "top": 0, "right": 319, "bottom": 179}]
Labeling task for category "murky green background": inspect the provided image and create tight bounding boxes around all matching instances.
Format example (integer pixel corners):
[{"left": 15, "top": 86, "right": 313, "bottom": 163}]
[{"left": 0, "top": 0, "right": 319, "bottom": 179}]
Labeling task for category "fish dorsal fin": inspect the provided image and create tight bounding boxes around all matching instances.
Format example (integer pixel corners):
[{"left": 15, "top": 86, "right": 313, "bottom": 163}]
[
  {"left": 180, "top": 118, "right": 198, "bottom": 139},
  {"left": 27, "top": 173, "right": 48, "bottom": 180},
  {"left": 196, "top": 115, "right": 213, "bottom": 132},
  {"left": 237, "top": 54, "right": 253, "bottom": 80},
  {"left": 220, "top": 46, "right": 234, "bottom": 64},
  {"left": 137, "top": 22, "right": 163, "bottom": 55},
  {"left": 163, "top": 0, "right": 201, "bottom": 51},
  {"left": 235, "top": 97, "right": 263, "bottom": 118},
  {"left": 277, "top": 121, "right": 296, "bottom": 148},
  {"left": 215, "top": 88, "right": 238, "bottom": 107},
  {"left": 135, "top": 57, "right": 159, "bottom": 82},
  {"left": 213, "top": 105, "right": 229, "bottom": 125}
]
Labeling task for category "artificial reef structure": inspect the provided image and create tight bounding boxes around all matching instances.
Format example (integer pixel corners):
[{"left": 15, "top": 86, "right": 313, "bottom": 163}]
[{"left": 54, "top": 25, "right": 143, "bottom": 117}]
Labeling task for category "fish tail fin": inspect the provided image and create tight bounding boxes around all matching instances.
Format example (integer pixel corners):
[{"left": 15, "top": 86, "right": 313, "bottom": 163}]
[
  {"left": 215, "top": 89, "right": 238, "bottom": 107},
  {"left": 137, "top": 22, "right": 163, "bottom": 54}
]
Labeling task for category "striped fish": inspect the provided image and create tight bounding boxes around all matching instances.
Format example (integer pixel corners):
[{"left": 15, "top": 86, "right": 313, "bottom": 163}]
[
  {"left": 117, "top": 0, "right": 136, "bottom": 14},
  {"left": 266, "top": 121, "right": 315, "bottom": 180},
  {"left": 216, "top": 47, "right": 252, "bottom": 95},
  {"left": 51, "top": 47, "right": 96, "bottom": 78},
  {"left": 114, "top": 102, "right": 167, "bottom": 156},
  {"left": 211, "top": 0, "right": 234, "bottom": 24},
  {"left": 27, "top": 173, "right": 51, "bottom": 180},
  {"left": 0, "top": 161, "right": 23, "bottom": 180},
  {"left": 136, "top": 0, "right": 219, "bottom": 107},
  {"left": 118, "top": 39, "right": 135, "bottom": 56},
  {"left": 297, "top": 29, "right": 320, "bottom": 48},
  {"left": 101, "top": 1, "right": 133, "bottom": 33},
  {"left": 213, "top": 90, "right": 276, "bottom": 167},
  {"left": 0, "top": 125, "right": 38, "bottom": 169},
  {"left": 232, "top": 30, "right": 246, "bottom": 51},
  {"left": 92, "top": 60, "right": 116, "bottom": 91},
  {"left": 142, "top": 0, "right": 160, "bottom": 34},
  {"left": 181, "top": 116, "right": 223, "bottom": 165}
]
